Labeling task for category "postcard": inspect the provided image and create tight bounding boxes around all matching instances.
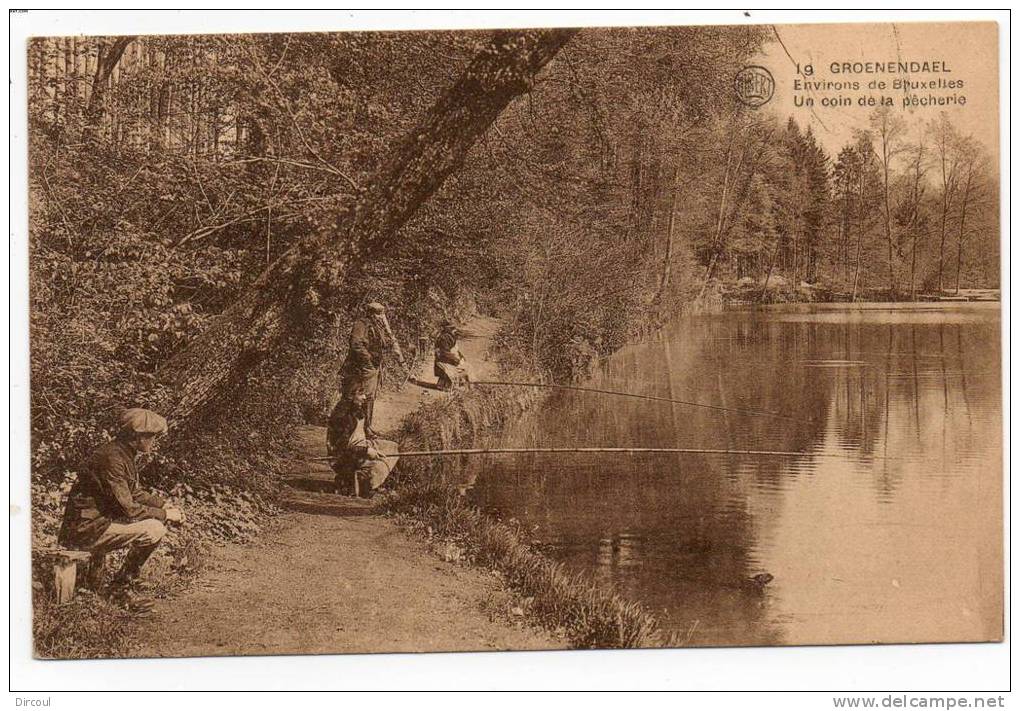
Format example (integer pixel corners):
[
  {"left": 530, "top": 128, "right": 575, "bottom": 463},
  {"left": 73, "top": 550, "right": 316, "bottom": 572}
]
[{"left": 22, "top": 18, "right": 1001, "bottom": 662}]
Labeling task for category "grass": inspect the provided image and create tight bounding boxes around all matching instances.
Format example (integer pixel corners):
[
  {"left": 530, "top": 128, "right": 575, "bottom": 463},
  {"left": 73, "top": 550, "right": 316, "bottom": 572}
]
[
  {"left": 386, "top": 380, "right": 679, "bottom": 650},
  {"left": 30, "top": 480, "right": 272, "bottom": 659},
  {"left": 32, "top": 590, "right": 132, "bottom": 659}
]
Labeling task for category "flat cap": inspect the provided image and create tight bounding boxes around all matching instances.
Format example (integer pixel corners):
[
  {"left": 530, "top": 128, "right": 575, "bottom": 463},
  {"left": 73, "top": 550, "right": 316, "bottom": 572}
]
[
  {"left": 366, "top": 302, "right": 386, "bottom": 314},
  {"left": 119, "top": 408, "right": 168, "bottom": 435}
]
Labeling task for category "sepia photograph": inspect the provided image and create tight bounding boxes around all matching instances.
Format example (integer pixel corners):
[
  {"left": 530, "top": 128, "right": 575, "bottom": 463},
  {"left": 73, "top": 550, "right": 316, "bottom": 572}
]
[{"left": 12, "top": 9, "right": 1005, "bottom": 690}]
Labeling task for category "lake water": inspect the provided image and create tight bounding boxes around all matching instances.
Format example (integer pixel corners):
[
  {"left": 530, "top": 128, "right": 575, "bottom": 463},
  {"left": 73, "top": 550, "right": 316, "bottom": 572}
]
[{"left": 463, "top": 303, "right": 1002, "bottom": 647}]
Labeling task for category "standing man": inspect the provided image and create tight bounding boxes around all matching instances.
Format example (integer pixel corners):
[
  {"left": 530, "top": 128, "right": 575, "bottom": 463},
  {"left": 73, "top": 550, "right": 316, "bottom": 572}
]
[
  {"left": 339, "top": 302, "right": 405, "bottom": 438},
  {"left": 58, "top": 408, "right": 184, "bottom": 607}
]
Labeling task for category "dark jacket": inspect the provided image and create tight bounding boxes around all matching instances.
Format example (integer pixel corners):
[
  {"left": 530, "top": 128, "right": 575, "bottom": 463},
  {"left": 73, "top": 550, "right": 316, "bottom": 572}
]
[
  {"left": 434, "top": 328, "right": 463, "bottom": 366},
  {"left": 58, "top": 439, "right": 166, "bottom": 549},
  {"left": 341, "top": 317, "right": 387, "bottom": 377},
  {"left": 326, "top": 399, "right": 370, "bottom": 476}
]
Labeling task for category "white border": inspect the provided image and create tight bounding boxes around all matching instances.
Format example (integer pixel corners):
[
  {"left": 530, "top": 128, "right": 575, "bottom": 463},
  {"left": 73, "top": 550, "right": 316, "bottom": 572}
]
[{"left": 6, "top": 8, "right": 1011, "bottom": 695}]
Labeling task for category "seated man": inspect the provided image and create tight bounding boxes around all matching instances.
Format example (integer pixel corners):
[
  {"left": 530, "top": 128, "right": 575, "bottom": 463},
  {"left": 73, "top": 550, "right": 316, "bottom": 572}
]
[
  {"left": 58, "top": 408, "right": 183, "bottom": 607},
  {"left": 433, "top": 320, "right": 470, "bottom": 391},
  {"left": 326, "top": 392, "right": 399, "bottom": 498}
]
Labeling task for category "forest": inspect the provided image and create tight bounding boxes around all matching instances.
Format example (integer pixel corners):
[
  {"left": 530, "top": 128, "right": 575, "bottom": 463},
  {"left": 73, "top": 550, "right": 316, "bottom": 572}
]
[{"left": 28, "top": 26, "right": 999, "bottom": 496}]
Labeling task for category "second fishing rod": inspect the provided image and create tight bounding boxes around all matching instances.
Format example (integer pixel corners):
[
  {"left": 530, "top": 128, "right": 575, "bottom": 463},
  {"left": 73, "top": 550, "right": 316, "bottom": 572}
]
[{"left": 463, "top": 378, "right": 809, "bottom": 423}]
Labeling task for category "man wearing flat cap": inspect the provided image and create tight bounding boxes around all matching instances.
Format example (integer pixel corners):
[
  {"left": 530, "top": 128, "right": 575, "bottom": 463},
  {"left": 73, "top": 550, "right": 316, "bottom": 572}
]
[
  {"left": 326, "top": 390, "right": 400, "bottom": 498},
  {"left": 339, "top": 301, "right": 405, "bottom": 438},
  {"left": 58, "top": 408, "right": 184, "bottom": 602}
]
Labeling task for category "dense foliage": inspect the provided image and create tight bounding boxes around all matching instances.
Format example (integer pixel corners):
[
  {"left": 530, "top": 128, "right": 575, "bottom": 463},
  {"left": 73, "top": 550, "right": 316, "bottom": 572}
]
[
  {"left": 29, "top": 26, "right": 998, "bottom": 498},
  {"left": 27, "top": 26, "right": 1001, "bottom": 658}
]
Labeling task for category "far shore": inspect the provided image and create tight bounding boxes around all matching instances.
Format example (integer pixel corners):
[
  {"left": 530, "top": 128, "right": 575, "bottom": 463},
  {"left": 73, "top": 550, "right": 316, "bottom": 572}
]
[
  {"left": 720, "top": 280, "right": 999, "bottom": 307},
  {"left": 725, "top": 299, "right": 1001, "bottom": 309}
]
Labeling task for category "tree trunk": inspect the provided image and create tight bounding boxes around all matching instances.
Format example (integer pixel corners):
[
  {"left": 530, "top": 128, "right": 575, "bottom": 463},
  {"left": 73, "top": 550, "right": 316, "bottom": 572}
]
[
  {"left": 909, "top": 174, "right": 919, "bottom": 301},
  {"left": 698, "top": 127, "right": 769, "bottom": 300},
  {"left": 625, "top": 129, "right": 644, "bottom": 242},
  {"left": 81, "top": 36, "right": 134, "bottom": 144},
  {"left": 163, "top": 48, "right": 174, "bottom": 150},
  {"left": 841, "top": 180, "right": 852, "bottom": 283},
  {"left": 51, "top": 38, "right": 62, "bottom": 126},
  {"left": 904, "top": 141, "right": 925, "bottom": 301},
  {"left": 637, "top": 146, "right": 661, "bottom": 250},
  {"left": 697, "top": 137, "right": 736, "bottom": 300},
  {"left": 63, "top": 37, "right": 72, "bottom": 112},
  {"left": 85, "top": 39, "right": 96, "bottom": 94},
  {"left": 655, "top": 167, "right": 681, "bottom": 301},
  {"left": 882, "top": 155, "right": 895, "bottom": 296},
  {"left": 954, "top": 163, "right": 975, "bottom": 294},
  {"left": 148, "top": 43, "right": 160, "bottom": 151},
  {"left": 146, "top": 29, "right": 576, "bottom": 430},
  {"left": 851, "top": 173, "right": 867, "bottom": 302},
  {"left": 910, "top": 226, "right": 919, "bottom": 301},
  {"left": 189, "top": 40, "right": 202, "bottom": 155},
  {"left": 759, "top": 239, "right": 781, "bottom": 303},
  {"left": 937, "top": 190, "right": 949, "bottom": 293},
  {"left": 935, "top": 145, "right": 957, "bottom": 294},
  {"left": 71, "top": 36, "right": 80, "bottom": 102},
  {"left": 791, "top": 230, "right": 799, "bottom": 282}
]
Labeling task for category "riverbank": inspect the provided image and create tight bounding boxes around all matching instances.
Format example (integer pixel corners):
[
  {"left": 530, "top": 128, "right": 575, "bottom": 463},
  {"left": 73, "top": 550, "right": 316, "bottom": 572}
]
[
  {"left": 109, "top": 314, "right": 567, "bottom": 657},
  {"left": 719, "top": 276, "right": 1000, "bottom": 305},
  {"left": 384, "top": 385, "right": 673, "bottom": 649},
  {"left": 36, "top": 307, "right": 676, "bottom": 658}
]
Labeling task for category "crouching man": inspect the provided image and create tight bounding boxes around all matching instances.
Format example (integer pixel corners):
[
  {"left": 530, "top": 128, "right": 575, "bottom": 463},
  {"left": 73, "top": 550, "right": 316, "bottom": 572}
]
[
  {"left": 58, "top": 408, "right": 183, "bottom": 608},
  {"left": 326, "top": 392, "right": 399, "bottom": 498}
]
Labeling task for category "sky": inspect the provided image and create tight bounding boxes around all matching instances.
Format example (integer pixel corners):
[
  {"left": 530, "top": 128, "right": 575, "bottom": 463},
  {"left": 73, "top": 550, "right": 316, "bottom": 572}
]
[{"left": 753, "top": 22, "right": 999, "bottom": 160}]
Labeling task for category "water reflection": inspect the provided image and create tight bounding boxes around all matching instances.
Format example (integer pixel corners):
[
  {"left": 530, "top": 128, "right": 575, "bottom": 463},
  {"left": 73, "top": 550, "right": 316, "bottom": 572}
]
[{"left": 462, "top": 304, "right": 1002, "bottom": 646}]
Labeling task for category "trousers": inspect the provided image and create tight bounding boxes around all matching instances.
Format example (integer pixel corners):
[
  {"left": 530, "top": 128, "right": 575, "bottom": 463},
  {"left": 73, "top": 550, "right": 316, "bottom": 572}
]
[{"left": 89, "top": 518, "right": 167, "bottom": 585}]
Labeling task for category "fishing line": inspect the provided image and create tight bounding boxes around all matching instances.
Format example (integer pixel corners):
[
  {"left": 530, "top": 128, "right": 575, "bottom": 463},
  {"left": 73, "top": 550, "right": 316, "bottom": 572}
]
[{"left": 471, "top": 379, "right": 808, "bottom": 423}]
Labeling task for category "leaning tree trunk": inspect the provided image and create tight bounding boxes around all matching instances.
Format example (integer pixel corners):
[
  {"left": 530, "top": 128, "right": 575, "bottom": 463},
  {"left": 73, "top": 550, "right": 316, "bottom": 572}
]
[
  {"left": 145, "top": 28, "right": 576, "bottom": 428},
  {"left": 81, "top": 35, "right": 134, "bottom": 144}
]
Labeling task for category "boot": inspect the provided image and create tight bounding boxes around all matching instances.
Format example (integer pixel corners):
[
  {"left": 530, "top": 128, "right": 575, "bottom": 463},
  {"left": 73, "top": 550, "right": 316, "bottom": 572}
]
[
  {"left": 109, "top": 542, "right": 158, "bottom": 588},
  {"left": 334, "top": 472, "right": 356, "bottom": 497},
  {"left": 105, "top": 544, "right": 158, "bottom": 613},
  {"left": 103, "top": 581, "right": 155, "bottom": 614},
  {"left": 85, "top": 552, "right": 107, "bottom": 591}
]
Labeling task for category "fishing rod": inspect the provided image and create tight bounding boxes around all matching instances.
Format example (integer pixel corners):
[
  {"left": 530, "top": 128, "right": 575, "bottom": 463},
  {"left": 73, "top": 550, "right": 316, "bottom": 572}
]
[
  {"left": 470, "top": 379, "right": 808, "bottom": 423},
  {"left": 308, "top": 446, "right": 893, "bottom": 461}
]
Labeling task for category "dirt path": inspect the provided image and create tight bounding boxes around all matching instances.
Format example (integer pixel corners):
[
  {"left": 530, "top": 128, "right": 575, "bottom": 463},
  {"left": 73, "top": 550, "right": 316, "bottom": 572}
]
[{"left": 126, "top": 315, "right": 561, "bottom": 657}]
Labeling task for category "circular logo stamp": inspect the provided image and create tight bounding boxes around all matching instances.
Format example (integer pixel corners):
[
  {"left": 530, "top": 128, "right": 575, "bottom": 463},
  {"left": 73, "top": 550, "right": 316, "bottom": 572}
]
[{"left": 734, "top": 65, "right": 775, "bottom": 107}]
